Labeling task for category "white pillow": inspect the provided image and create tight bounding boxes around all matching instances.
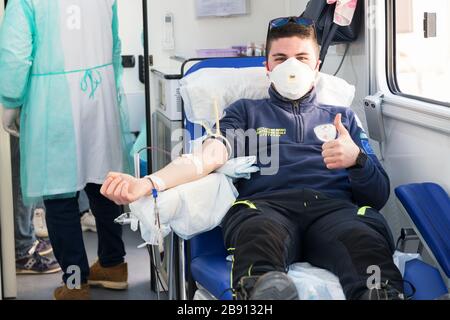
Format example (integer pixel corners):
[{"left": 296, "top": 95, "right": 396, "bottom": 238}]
[{"left": 180, "top": 67, "right": 356, "bottom": 129}]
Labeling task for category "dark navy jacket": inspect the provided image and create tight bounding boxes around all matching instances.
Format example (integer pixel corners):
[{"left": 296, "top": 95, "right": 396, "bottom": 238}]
[{"left": 219, "top": 86, "right": 390, "bottom": 210}]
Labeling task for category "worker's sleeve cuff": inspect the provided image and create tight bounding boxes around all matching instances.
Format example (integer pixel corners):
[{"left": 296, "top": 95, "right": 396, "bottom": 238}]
[{"left": 347, "top": 158, "right": 374, "bottom": 182}]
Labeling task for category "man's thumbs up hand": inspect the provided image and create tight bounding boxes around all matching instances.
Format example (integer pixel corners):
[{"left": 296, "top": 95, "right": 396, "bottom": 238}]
[
  {"left": 335, "top": 113, "right": 350, "bottom": 138},
  {"left": 322, "top": 114, "right": 360, "bottom": 170}
]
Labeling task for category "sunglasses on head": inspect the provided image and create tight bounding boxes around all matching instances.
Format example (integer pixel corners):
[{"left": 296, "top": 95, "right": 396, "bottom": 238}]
[
  {"left": 265, "top": 16, "right": 316, "bottom": 57},
  {"left": 268, "top": 16, "right": 315, "bottom": 31}
]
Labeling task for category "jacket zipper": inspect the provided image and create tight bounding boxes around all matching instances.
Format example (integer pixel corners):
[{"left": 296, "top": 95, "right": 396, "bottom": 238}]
[{"left": 292, "top": 102, "right": 304, "bottom": 143}]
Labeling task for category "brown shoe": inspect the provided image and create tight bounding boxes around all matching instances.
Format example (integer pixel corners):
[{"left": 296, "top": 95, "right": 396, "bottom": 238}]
[
  {"left": 53, "top": 284, "right": 90, "bottom": 300},
  {"left": 88, "top": 260, "right": 128, "bottom": 290}
]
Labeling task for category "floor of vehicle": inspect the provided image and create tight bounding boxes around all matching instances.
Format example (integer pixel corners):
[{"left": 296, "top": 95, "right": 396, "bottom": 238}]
[{"left": 16, "top": 228, "right": 161, "bottom": 300}]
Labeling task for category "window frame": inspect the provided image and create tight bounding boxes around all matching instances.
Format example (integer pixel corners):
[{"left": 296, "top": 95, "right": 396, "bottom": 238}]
[{"left": 385, "top": 0, "right": 450, "bottom": 108}]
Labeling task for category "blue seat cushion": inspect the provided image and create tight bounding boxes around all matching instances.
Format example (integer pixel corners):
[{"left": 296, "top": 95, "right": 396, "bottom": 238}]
[
  {"left": 185, "top": 57, "right": 266, "bottom": 76},
  {"left": 190, "top": 227, "right": 227, "bottom": 260},
  {"left": 191, "top": 255, "right": 233, "bottom": 300},
  {"left": 395, "top": 183, "right": 450, "bottom": 278},
  {"left": 404, "top": 259, "right": 448, "bottom": 300}
]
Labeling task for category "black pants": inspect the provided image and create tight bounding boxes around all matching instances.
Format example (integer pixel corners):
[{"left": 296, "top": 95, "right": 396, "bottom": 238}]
[
  {"left": 44, "top": 184, "right": 125, "bottom": 284},
  {"left": 222, "top": 189, "right": 403, "bottom": 300}
]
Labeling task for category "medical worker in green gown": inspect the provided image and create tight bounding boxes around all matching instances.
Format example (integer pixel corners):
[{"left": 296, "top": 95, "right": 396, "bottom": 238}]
[{"left": 0, "top": 0, "right": 132, "bottom": 299}]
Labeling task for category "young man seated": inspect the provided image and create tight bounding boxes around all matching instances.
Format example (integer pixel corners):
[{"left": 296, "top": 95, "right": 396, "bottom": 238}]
[{"left": 101, "top": 17, "right": 404, "bottom": 300}]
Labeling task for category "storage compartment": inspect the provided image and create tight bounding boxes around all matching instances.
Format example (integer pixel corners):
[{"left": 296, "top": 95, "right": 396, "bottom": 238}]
[
  {"left": 151, "top": 111, "right": 183, "bottom": 172},
  {"left": 152, "top": 69, "right": 182, "bottom": 121}
]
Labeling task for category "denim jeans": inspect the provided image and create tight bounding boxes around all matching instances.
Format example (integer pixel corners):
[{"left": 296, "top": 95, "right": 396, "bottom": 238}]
[
  {"left": 11, "top": 136, "right": 42, "bottom": 259},
  {"left": 78, "top": 190, "right": 90, "bottom": 214},
  {"left": 12, "top": 136, "right": 92, "bottom": 261}
]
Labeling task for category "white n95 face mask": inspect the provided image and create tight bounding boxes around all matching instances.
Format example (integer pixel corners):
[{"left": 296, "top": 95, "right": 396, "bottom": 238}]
[{"left": 269, "top": 57, "right": 316, "bottom": 100}]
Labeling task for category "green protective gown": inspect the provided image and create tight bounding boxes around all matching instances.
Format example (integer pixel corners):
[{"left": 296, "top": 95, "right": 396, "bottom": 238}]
[{"left": 0, "top": 0, "right": 132, "bottom": 204}]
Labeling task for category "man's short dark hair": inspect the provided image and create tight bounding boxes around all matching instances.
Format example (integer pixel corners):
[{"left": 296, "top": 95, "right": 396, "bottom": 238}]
[{"left": 266, "top": 22, "right": 320, "bottom": 58}]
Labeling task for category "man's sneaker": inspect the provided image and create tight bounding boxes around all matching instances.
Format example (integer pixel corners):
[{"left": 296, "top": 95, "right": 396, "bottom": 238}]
[
  {"left": 16, "top": 252, "right": 61, "bottom": 274},
  {"left": 81, "top": 210, "right": 97, "bottom": 232},
  {"left": 237, "top": 271, "right": 299, "bottom": 300},
  {"left": 359, "top": 281, "right": 406, "bottom": 300},
  {"left": 33, "top": 208, "right": 48, "bottom": 238},
  {"left": 33, "top": 238, "right": 53, "bottom": 256},
  {"left": 54, "top": 283, "right": 90, "bottom": 300},
  {"left": 235, "top": 275, "right": 259, "bottom": 300},
  {"left": 88, "top": 260, "right": 128, "bottom": 290}
]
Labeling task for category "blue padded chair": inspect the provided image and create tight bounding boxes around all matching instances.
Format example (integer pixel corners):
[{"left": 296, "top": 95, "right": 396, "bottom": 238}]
[
  {"left": 396, "top": 183, "right": 450, "bottom": 299},
  {"left": 183, "top": 57, "right": 265, "bottom": 300},
  {"left": 190, "top": 227, "right": 232, "bottom": 300}
]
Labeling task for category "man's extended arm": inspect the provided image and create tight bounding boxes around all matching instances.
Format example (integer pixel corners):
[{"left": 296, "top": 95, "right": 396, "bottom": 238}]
[
  {"left": 101, "top": 101, "right": 248, "bottom": 205},
  {"left": 101, "top": 139, "right": 228, "bottom": 205}
]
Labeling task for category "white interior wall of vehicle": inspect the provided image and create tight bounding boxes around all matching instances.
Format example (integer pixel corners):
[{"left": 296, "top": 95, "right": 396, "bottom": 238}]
[
  {"left": 370, "top": 0, "right": 450, "bottom": 244},
  {"left": 147, "top": 0, "right": 295, "bottom": 67},
  {"left": 117, "top": 0, "right": 144, "bottom": 94},
  {"left": 0, "top": 0, "right": 18, "bottom": 299},
  {"left": 116, "top": 0, "right": 145, "bottom": 133},
  {"left": 0, "top": 112, "right": 16, "bottom": 300}
]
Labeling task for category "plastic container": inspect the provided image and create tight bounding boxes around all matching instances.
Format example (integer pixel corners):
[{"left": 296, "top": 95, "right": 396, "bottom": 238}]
[
  {"left": 232, "top": 46, "right": 247, "bottom": 56},
  {"left": 246, "top": 42, "right": 255, "bottom": 56},
  {"left": 196, "top": 48, "right": 240, "bottom": 58}
]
